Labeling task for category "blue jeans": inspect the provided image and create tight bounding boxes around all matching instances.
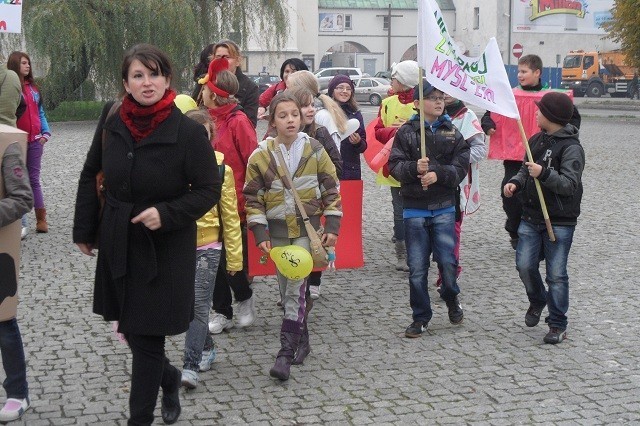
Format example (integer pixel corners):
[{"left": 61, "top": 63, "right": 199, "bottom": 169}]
[
  {"left": 183, "top": 249, "right": 221, "bottom": 371},
  {"left": 405, "top": 213, "right": 459, "bottom": 323},
  {"left": 516, "top": 220, "right": 575, "bottom": 330},
  {"left": 0, "top": 318, "right": 28, "bottom": 399}
]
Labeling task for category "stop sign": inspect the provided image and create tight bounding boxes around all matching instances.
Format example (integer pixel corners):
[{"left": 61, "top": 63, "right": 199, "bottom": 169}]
[{"left": 512, "top": 43, "right": 523, "bottom": 59}]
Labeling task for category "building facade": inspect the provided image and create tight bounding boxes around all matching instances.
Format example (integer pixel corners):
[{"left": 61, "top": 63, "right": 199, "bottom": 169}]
[{"left": 243, "top": 0, "right": 620, "bottom": 77}]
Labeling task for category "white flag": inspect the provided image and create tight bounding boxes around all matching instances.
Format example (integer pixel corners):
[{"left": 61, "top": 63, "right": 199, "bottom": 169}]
[{"left": 417, "top": 0, "right": 519, "bottom": 118}]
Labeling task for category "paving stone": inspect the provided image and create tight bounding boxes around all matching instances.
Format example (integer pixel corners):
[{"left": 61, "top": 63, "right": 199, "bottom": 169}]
[{"left": 9, "top": 116, "right": 640, "bottom": 424}]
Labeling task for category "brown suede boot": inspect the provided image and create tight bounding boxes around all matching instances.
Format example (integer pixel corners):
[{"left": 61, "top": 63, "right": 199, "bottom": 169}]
[
  {"left": 35, "top": 208, "right": 48, "bottom": 233},
  {"left": 269, "top": 319, "right": 303, "bottom": 381}
]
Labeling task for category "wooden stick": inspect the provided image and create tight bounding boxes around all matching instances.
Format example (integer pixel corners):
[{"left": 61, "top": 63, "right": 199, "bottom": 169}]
[
  {"left": 516, "top": 119, "right": 556, "bottom": 241},
  {"left": 418, "top": 69, "right": 428, "bottom": 190}
]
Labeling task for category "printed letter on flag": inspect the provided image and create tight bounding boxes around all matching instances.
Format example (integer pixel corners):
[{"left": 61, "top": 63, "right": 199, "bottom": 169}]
[{"left": 417, "top": 0, "right": 519, "bottom": 119}]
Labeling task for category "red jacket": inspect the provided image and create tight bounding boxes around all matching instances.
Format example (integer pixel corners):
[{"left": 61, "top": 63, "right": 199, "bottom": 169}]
[
  {"left": 208, "top": 104, "right": 257, "bottom": 221},
  {"left": 259, "top": 81, "right": 286, "bottom": 108}
]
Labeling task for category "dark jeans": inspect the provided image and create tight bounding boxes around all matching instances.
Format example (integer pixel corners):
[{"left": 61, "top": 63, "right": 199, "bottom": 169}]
[
  {"left": 212, "top": 225, "right": 252, "bottom": 319},
  {"left": 307, "top": 270, "right": 322, "bottom": 288},
  {"left": 405, "top": 213, "right": 460, "bottom": 323},
  {"left": 390, "top": 186, "right": 405, "bottom": 241},
  {"left": 126, "top": 334, "right": 180, "bottom": 426},
  {"left": 516, "top": 220, "right": 575, "bottom": 330},
  {"left": 501, "top": 160, "right": 523, "bottom": 235},
  {"left": 0, "top": 318, "right": 28, "bottom": 399}
]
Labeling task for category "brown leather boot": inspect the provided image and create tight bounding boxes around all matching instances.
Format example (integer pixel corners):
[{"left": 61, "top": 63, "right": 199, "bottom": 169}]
[{"left": 35, "top": 208, "right": 48, "bottom": 233}]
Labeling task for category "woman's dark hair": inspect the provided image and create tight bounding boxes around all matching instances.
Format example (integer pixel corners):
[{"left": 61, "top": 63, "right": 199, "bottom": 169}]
[
  {"left": 7, "top": 51, "right": 34, "bottom": 85},
  {"left": 279, "top": 58, "right": 308, "bottom": 80},
  {"left": 193, "top": 43, "right": 215, "bottom": 81},
  {"left": 121, "top": 44, "right": 173, "bottom": 84}
]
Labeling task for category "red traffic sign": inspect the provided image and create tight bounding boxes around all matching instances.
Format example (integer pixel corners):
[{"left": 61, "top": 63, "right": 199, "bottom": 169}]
[{"left": 512, "top": 43, "right": 523, "bottom": 59}]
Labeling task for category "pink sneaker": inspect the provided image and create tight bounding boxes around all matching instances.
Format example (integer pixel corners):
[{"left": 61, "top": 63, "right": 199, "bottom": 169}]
[{"left": 0, "top": 398, "right": 30, "bottom": 423}]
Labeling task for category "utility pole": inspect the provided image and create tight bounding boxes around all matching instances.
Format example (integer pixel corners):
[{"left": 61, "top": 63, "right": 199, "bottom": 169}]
[{"left": 377, "top": 4, "right": 403, "bottom": 70}]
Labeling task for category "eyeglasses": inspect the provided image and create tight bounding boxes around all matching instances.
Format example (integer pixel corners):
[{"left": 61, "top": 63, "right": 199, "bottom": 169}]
[
  {"left": 335, "top": 85, "right": 352, "bottom": 92},
  {"left": 425, "top": 96, "right": 445, "bottom": 102}
]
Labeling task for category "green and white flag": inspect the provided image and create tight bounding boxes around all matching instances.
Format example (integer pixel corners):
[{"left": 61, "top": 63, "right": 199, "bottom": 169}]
[{"left": 417, "top": 0, "right": 519, "bottom": 119}]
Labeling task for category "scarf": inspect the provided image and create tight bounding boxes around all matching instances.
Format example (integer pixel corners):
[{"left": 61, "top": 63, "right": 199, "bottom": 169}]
[
  {"left": 397, "top": 88, "right": 414, "bottom": 105},
  {"left": 120, "top": 89, "right": 177, "bottom": 142}
]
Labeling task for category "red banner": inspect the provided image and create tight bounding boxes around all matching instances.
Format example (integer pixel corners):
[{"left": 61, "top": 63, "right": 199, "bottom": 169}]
[
  {"left": 247, "top": 179, "right": 364, "bottom": 276},
  {"left": 487, "top": 89, "right": 574, "bottom": 161},
  {"left": 363, "top": 118, "right": 384, "bottom": 172}
]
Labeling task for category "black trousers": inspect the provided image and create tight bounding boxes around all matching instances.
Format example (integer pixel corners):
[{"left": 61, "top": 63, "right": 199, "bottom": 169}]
[
  {"left": 212, "top": 225, "right": 253, "bottom": 318},
  {"left": 126, "top": 334, "right": 179, "bottom": 426},
  {"left": 501, "top": 160, "right": 523, "bottom": 235}
]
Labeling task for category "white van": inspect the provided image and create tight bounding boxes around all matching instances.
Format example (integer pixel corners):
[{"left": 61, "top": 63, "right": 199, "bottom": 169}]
[{"left": 314, "top": 67, "right": 363, "bottom": 90}]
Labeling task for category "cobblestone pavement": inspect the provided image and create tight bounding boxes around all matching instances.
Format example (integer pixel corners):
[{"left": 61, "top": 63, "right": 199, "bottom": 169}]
[{"left": 11, "top": 114, "right": 640, "bottom": 424}]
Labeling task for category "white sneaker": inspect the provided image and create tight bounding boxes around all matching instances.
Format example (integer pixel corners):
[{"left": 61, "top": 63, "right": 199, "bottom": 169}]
[
  {"left": 181, "top": 369, "right": 198, "bottom": 390},
  {"left": 309, "top": 285, "right": 320, "bottom": 300},
  {"left": 208, "top": 313, "right": 234, "bottom": 334},
  {"left": 198, "top": 347, "right": 217, "bottom": 372},
  {"left": 21, "top": 227, "right": 28, "bottom": 240},
  {"left": 236, "top": 296, "right": 256, "bottom": 328},
  {"left": 0, "top": 397, "right": 30, "bottom": 422}
]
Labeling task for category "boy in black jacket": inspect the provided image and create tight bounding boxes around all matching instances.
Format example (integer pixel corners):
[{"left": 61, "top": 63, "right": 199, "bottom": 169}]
[
  {"left": 482, "top": 55, "right": 581, "bottom": 249},
  {"left": 504, "top": 92, "right": 584, "bottom": 344},
  {"left": 388, "top": 80, "right": 470, "bottom": 338}
]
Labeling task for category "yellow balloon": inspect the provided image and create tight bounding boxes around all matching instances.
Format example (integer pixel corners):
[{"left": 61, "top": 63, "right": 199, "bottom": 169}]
[
  {"left": 174, "top": 94, "right": 198, "bottom": 113},
  {"left": 270, "top": 245, "right": 313, "bottom": 280}
]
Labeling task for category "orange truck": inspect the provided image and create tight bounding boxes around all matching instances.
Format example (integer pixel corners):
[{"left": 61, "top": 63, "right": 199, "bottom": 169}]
[{"left": 560, "top": 50, "right": 638, "bottom": 98}]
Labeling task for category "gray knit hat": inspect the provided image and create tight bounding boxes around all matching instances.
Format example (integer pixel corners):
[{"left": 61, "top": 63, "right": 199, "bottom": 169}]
[{"left": 391, "top": 60, "right": 420, "bottom": 88}]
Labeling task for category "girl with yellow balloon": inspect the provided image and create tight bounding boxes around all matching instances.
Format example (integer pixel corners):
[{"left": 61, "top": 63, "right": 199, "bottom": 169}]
[{"left": 244, "top": 92, "right": 342, "bottom": 381}]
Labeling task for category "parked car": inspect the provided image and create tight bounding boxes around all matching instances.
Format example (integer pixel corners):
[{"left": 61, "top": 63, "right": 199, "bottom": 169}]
[
  {"left": 314, "top": 67, "right": 363, "bottom": 91},
  {"left": 351, "top": 77, "right": 391, "bottom": 106},
  {"left": 374, "top": 70, "right": 392, "bottom": 80},
  {"left": 247, "top": 74, "right": 282, "bottom": 94}
]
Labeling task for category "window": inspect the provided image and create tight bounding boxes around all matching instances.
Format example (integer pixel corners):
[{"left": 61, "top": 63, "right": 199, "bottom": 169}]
[
  {"left": 383, "top": 16, "right": 389, "bottom": 30},
  {"left": 473, "top": 7, "right": 480, "bottom": 30},
  {"left": 583, "top": 56, "right": 594, "bottom": 70},
  {"left": 359, "top": 79, "right": 372, "bottom": 88},
  {"left": 345, "top": 14, "right": 352, "bottom": 30}
]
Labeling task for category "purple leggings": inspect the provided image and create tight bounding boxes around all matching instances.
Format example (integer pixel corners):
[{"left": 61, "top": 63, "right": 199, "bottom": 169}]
[{"left": 27, "top": 141, "right": 45, "bottom": 209}]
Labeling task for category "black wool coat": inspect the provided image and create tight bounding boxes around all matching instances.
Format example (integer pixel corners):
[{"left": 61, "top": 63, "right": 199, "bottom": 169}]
[{"left": 73, "top": 102, "right": 221, "bottom": 336}]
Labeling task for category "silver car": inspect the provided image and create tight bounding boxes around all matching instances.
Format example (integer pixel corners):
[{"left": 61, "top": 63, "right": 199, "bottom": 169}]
[{"left": 351, "top": 77, "right": 391, "bottom": 106}]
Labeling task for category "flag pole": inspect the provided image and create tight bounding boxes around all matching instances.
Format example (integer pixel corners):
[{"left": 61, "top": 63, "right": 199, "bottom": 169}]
[
  {"left": 418, "top": 68, "right": 428, "bottom": 190},
  {"left": 516, "top": 119, "right": 556, "bottom": 242}
]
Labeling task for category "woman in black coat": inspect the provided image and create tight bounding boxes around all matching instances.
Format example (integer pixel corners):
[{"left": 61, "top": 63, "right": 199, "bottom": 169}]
[{"left": 73, "top": 44, "right": 220, "bottom": 425}]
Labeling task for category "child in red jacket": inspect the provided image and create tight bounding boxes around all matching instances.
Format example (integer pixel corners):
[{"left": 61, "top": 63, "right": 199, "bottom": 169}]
[{"left": 200, "top": 58, "right": 259, "bottom": 334}]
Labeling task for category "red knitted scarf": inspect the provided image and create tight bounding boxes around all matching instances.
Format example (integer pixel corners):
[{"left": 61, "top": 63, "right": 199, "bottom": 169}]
[
  {"left": 120, "top": 89, "right": 177, "bottom": 142},
  {"left": 397, "top": 88, "right": 415, "bottom": 105}
]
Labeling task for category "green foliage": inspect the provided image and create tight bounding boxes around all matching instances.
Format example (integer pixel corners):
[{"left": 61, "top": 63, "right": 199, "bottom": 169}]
[
  {"left": 603, "top": 1, "right": 640, "bottom": 69},
  {"left": 47, "top": 101, "right": 106, "bottom": 122},
  {"left": 12, "top": 0, "right": 289, "bottom": 110}
]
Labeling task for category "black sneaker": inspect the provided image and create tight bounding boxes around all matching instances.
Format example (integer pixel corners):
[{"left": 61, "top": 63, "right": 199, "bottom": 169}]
[
  {"left": 543, "top": 327, "right": 567, "bottom": 344},
  {"left": 405, "top": 321, "right": 427, "bottom": 338},
  {"left": 525, "top": 303, "right": 545, "bottom": 327},
  {"left": 446, "top": 296, "right": 464, "bottom": 324}
]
